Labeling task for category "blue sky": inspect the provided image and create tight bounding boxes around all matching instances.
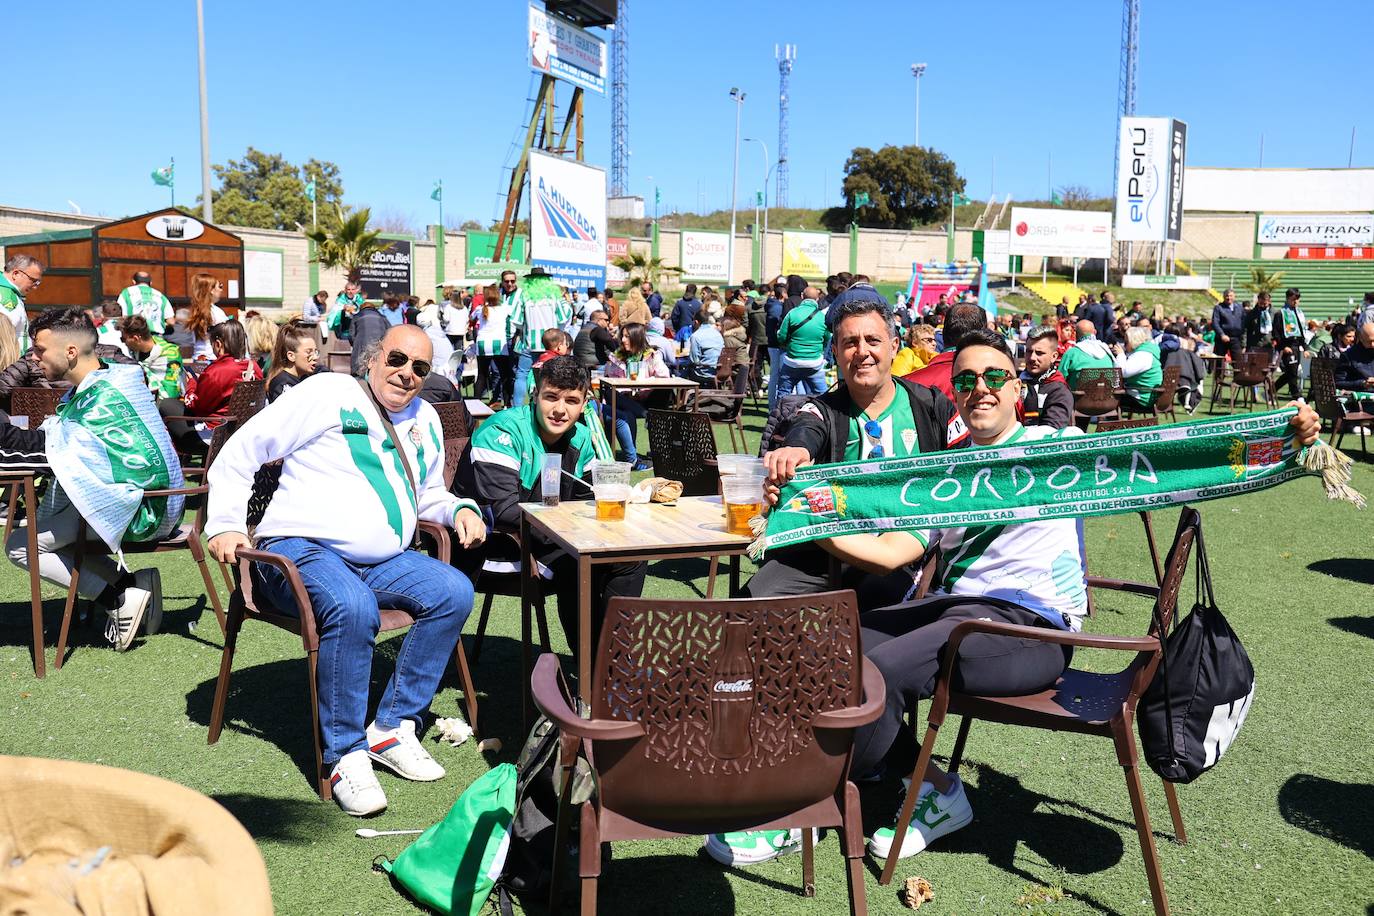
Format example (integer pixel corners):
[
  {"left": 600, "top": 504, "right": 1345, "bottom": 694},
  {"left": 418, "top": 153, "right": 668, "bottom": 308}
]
[{"left": 7, "top": 1, "right": 1370, "bottom": 227}]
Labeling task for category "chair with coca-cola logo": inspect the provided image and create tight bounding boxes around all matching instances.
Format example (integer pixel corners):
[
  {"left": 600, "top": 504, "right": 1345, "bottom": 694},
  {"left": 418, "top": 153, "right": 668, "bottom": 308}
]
[{"left": 530, "top": 589, "right": 883, "bottom": 915}]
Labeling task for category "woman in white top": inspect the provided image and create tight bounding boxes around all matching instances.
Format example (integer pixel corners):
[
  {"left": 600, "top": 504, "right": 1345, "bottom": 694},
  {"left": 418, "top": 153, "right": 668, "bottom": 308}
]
[
  {"left": 603, "top": 322, "right": 669, "bottom": 469},
  {"left": 473, "top": 283, "right": 515, "bottom": 406},
  {"left": 186, "top": 272, "right": 230, "bottom": 363}
]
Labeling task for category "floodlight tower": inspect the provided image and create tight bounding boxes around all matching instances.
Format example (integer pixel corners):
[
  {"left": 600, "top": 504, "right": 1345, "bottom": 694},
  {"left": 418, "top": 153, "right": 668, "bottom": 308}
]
[
  {"left": 610, "top": 0, "right": 629, "bottom": 196},
  {"left": 1112, "top": 0, "right": 1139, "bottom": 200},
  {"left": 775, "top": 44, "right": 795, "bottom": 208},
  {"left": 910, "top": 63, "right": 927, "bottom": 147}
]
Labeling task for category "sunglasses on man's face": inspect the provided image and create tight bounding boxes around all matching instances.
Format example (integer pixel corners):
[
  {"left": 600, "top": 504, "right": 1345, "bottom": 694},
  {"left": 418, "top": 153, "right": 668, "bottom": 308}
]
[
  {"left": 385, "top": 349, "right": 431, "bottom": 378},
  {"left": 951, "top": 368, "right": 1014, "bottom": 392}
]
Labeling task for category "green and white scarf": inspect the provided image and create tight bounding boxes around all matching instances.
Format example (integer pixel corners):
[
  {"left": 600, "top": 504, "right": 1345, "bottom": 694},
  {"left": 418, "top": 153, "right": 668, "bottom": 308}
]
[
  {"left": 751, "top": 408, "right": 1363, "bottom": 558},
  {"left": 42, "top": 364, "right": 185, "bottom": 554}
]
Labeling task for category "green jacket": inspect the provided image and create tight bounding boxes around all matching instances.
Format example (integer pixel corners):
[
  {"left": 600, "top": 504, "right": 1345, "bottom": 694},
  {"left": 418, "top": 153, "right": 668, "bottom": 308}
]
[
  {"left": 777, "top": 300, "right": 830, "bottom": 362},
  {"left": 1058, "top": 336, "right": 1114, "bottom": 389},
  {"left": 1122, "top": 340, "right": 1163, "bottom": 407}
]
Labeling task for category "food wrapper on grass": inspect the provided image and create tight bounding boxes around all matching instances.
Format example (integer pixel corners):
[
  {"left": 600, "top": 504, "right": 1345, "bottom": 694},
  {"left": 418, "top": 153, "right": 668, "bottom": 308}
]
[{"left": 901, "top": 876, "right": 934, "bottom": 909}]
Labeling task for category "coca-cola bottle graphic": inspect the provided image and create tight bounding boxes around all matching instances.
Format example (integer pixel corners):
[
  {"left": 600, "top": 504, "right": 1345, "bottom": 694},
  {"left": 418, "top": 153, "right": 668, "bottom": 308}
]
[{"left": 708, "top": 621, "right": 755, "bottom": 759}]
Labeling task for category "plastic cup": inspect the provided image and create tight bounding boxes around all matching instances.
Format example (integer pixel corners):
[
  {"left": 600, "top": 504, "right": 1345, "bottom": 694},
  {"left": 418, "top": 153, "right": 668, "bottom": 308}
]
[
  {"left": 591, "top": 461, "right": 632, "bottom": 521},
  {"left": 541, "top": 454, "right": 562, "bottom": 507},
  {"left": 722, "top": 474, "right": 765, "bottom": 537}
]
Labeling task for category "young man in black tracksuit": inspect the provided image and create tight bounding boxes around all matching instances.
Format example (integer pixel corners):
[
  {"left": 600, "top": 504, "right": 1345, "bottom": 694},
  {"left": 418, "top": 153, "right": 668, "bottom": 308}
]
[{"left": 747, "top": 298, "right": 964, "bottom": 608}]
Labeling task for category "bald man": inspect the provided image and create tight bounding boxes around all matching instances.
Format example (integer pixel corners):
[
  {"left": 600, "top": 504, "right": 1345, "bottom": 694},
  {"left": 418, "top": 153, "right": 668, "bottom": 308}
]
[
  {"left": 207, "top": 324, "right": 486, "bottom": 816},
  {"left": 1057, "top": 318, "right": 1115, "bottom": 390}
]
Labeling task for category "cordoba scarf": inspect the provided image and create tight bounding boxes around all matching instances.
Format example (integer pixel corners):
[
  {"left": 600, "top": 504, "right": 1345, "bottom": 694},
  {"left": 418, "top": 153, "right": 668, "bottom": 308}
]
[{"left": 750, "top": 408, "right": 1363, "bottom": 558}]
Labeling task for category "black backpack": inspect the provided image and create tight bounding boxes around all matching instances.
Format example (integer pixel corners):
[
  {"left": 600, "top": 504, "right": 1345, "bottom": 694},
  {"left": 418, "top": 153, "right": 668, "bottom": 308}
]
[
  {"left": 1137, "top": 525, "right": 1256, "bottom": 784},
  {"left": 494, "top": 716, "right": 597, "bottom": 915}
]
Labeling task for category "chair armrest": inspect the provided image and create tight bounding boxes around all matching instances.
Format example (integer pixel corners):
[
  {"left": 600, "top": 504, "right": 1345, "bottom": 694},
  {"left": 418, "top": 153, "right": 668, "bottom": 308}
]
[
  {"left": 143, "top": 484, "right": 208, "bottom": 498},
  {"left": 1087, "top": 576, "right": 1159, "bottom": 599},
  {"left": 235, "top": 547, "right": 318, "bottom": 646},
  {"left": 944, "top": 618, "right": 1159, "bottom": 658},
  {"left": 417, "top": 519, "right": 450, "bottom": 565},
  {"left": 530, "top": 654, "right": 646, "bottom": 741},
  {"left": 813, "top": 658, "right": 886, "bottom": 730},
  {"left": 174, "top": 415, "right": 225, "bottom": 424}
]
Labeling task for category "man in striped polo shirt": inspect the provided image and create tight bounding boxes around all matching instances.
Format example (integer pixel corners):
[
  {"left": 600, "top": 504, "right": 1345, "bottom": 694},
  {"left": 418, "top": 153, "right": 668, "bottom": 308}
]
[
  {"left": 508, "top": 268, "right": 571, "bottom": 408},
  {"left": 117, "top": 272, "right": 174, "bottom": 336}
]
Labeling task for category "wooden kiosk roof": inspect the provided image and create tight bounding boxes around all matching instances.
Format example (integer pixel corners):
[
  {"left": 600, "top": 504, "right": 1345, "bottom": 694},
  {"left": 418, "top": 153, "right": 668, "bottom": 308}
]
[{"left": 0, "top": 208, "right": 245, "bottom": 313}]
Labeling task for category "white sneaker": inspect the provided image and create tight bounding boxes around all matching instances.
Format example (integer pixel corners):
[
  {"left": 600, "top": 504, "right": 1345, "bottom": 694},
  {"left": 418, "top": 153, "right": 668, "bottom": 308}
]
[
  {"left": 366, "top": 719, "right": 446, "bottom": 782},
  {"left": 703, "top": 828, "right": 815, "bottom": 867},
  {"left": 868, "top": 775, "right": 973, "bottom": 860},
  {"left": 330, "top": 750, "right": 388, "bottom": 816},
  {"left": 104, "top": 571, "right": 155, "bottom": 651},
  {"left": 140, "top": 569, "right": 163, "bottom": 635}
]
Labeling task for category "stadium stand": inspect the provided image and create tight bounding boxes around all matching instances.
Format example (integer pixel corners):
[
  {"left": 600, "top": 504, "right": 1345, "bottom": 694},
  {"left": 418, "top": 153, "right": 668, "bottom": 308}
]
[{"left": 1202, "top": 259, "right": 1374, "bottom": 321}]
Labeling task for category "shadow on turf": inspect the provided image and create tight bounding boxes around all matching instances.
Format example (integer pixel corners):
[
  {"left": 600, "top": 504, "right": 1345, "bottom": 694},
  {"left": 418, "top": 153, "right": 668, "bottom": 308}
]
[
  {"left": 1278, "top": 773, "right": 1374, "bottom": 858},
  {"left": 1330, "top": 615, "right": 1374, "bottom": 641},
  {"left": 212, "top": 791, "right": 334, "bottom": 843},
  {"left": 1308, "top": 557, "right": 1374, "bottom": 586}
]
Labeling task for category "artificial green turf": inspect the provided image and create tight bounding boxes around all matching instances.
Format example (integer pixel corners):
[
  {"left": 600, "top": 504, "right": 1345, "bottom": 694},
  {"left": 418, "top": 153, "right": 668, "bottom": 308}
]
[{"left": 1, "top": 404, "right": 1371, "bottom": 916}]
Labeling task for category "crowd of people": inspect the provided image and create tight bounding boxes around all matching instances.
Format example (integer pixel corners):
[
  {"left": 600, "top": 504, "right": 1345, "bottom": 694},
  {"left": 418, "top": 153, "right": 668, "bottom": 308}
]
[{"left": 0, "top": 250, "right": 1355, "bottom": 864}]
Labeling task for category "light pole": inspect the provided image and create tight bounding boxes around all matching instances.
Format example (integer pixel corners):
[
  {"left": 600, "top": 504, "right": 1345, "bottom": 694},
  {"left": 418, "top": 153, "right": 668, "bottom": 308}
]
[
  {"left": 910, "top": 63, "right": 927, "bottom": 147},
  {"left": 744, "top": 137, "right": 780, "bottom": 282},
  {"left": 728, "top": 87, "right": 745, "bottom": 284},
  {"left": 196, "top": 0, "right": 213, "bottom": 222}
]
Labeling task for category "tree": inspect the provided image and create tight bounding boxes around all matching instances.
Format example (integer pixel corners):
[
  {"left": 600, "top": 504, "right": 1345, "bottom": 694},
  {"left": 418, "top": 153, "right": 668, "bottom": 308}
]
[
  {"left": 823, "top": 145, "right": 964, "bottom": 231},
  {"left": 455, "top": 218, "right": 485, "bottom": 232},
  {"left": 610, "top": 252, "right": 681, "bottom": 289},
  {"left": 196, "top": 147, "right": 347, "bottom": 231},
  {"left": 1243, "top": 266, "right": 1286, "bottom": 297},
  {"left": 1056, "top": 185, "right": 1099, "bottom": 209},
  {"left": 307, "top": 206, "right": 390, "bottom": 283}
]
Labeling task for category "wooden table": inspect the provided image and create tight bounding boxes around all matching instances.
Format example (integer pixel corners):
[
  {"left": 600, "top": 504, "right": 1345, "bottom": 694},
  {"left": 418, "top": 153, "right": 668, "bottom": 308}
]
[
  {"left": 1, "top": 473, "right": 45, "bottom": 677},
  {"left": 463, "top": 399, "right": 494, "bottom": 423},
  {"left": 518, "top": 493, "right": 751, "bottom": 720},
  {"left": 598, "top": 376, "right": 699, "bottom": 438}
]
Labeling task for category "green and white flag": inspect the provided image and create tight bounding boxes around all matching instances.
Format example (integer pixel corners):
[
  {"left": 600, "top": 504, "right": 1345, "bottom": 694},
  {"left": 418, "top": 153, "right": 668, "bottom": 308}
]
[
  {"left": 151, "top": 163, "right": 174, "bottom": 187},
  {"left": 854, "top": 191, "right": 870, "bottom": 208},
  {"left": 305, "top": 178, "right": 316, "bottom": 202},
  {"left": 751, "top": 409, "right": 1364, "bottom": 558},
  {"left": 431, "top": 181, "right": 443, "bottom": 202},
  {"left": 42, "top": 364, "right": 185, "bottom": 555}
]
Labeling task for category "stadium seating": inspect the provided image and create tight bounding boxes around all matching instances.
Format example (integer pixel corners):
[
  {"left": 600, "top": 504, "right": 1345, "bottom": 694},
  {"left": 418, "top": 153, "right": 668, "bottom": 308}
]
[
  {"left": 1202, "top": 259, "right": 1374, "bottom": 321},
  {"left": 1022, "top": 277, "right": 1086, "bottom": 309}
]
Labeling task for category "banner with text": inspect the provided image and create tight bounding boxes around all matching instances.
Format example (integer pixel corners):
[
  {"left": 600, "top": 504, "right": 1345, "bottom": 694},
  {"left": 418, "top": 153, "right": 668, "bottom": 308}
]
[
  {"left": 605, "top": 236, "right": 630, "bottom": 286},
  {"left": 357, "top": 239, "right": 412, "bottom": 300},
  {"left": 1115, "top": 116, "right": 1187, "bottom": 242},
  {"left": 463, "top": 231, "right": 528, "bottom": 282},
  {"left": 528, "top": 150, "right": 607, "bottom": 290},
  {"left": 1009, "top": 207, "right": 1112, "bottom": 259},
  {"left": 782, "top": 230, "right": 831, "bottom": 277},
  {"left": 1256, "top": 214, "right": 1374, "bottom": 247},
  {"left": 528, "top": 3, "right": 606, "bottom": 95},
  {"left": 679, "top": 229, "right": 731, "bottom": 282}
]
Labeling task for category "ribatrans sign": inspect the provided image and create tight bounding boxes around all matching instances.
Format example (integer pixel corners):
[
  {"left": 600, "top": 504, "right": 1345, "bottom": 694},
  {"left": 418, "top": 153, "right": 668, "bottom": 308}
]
[
  {"left": 1008, "top": 207, "right": 1112, "bottom": 259},
  {"left": 1115, "top": 116, "right": 1187, "bottom": 242},
  {"left": 1255, "top": 214, "right": 1374, "bottom": 247},
  {"left": 679, "top": 230, "right": 730, "bottom": 282},
  {"left": 528, "top": 150, "right": 607, "bottom": 290},
  {"left": 528, "top": 3, "right": 606, "bottom": 95}
]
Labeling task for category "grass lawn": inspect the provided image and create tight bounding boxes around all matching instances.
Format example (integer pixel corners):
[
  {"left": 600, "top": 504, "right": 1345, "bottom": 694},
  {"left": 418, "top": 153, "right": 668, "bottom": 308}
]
[{"left": 1, "top": 400, "right": 1371, "bottom": 915}]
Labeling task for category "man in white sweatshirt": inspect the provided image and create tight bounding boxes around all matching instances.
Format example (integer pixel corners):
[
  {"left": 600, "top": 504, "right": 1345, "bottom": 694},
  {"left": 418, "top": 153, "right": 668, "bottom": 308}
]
[{"left": 206, "top": 324, "right": 487, "bottom": 816}]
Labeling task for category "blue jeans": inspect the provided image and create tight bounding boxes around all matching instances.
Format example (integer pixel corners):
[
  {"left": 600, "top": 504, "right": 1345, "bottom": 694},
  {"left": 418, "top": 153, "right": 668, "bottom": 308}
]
[
  {"left": 252, "top": 538, "right": 474, "bottom": 766},
  {"left": 513, "top": 348, "right": 537, "bottom": 408},
  {"left": 768, "top": 347, "right": 782, "bottom": 411},
  {"left": 776, "top": 362, "right": 827, "bottom": 398}
]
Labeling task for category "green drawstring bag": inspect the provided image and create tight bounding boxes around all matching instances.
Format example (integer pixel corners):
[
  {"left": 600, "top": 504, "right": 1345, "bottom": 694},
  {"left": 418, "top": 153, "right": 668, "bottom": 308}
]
[{"left": 381, "top": 763, "right": 517, "bottom": 916}]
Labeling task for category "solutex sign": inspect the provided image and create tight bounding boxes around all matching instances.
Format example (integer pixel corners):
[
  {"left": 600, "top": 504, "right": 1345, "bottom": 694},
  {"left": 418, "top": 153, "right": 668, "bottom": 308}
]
[{"left": 528, "top": 149, "right": 607, "bottom": 290}]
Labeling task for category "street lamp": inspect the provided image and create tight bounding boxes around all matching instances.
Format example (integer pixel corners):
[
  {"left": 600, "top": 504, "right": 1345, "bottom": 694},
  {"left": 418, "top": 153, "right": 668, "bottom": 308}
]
[
  {"left": 728, "top": 87, "right": 746, "bottom": 284},
  {"left": 910, "top": 63, "right": 927, "bottom": 147},
  {"left": 744, "top": 137, "right": 782, "bottom": 282}
]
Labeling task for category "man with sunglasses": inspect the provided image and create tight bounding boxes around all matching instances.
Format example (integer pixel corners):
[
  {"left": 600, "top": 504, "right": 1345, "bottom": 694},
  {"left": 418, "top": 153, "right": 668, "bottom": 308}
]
[
  {"left": 1, "top": 255, "right": 43, "bottom": 350},
  {"left": 206, "top": 324, "right": 486, "bottom": 817}
]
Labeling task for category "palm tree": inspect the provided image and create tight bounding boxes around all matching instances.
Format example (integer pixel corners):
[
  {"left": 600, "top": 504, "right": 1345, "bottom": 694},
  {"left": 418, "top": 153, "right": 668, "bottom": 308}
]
[
  {"left": 308, "top": 206, "right": 389, "bottom": 283},
  {"left": 610, "top": 252, "right": 682, "bottom": 289},
  {"left": 1242, "top": 266, "right": 1286, "bottom": 298}
]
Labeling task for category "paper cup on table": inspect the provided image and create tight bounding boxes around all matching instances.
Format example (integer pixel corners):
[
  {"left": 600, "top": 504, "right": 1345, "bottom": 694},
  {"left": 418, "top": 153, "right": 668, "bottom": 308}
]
[
  {"left": 722, "top": 474, "right": 765, "bottom": 537},
  {"left": 591, "top": 461, "right": 632, "bottom": 521}
]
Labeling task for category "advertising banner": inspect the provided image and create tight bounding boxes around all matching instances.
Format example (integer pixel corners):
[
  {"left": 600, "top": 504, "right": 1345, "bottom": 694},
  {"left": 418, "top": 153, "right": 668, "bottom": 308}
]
[
  {"left": 1122, "top": 274, "right": 1214, "bottom": 290},
  {"left": 1164, "top": 119, "right": 1187, "bottom": 241},
  {"left": 243, "top": 248, "right": 283, "bottom": 301},
  {"left": 528, "top": 150, "right": 607, "bottom": 290},
  {"left": 1255, "top": 214, "right": 1374, "bottom": 247},
  {"left": 605, "top": 236, "right": 630, "bottom": 286},
  {"left": 679, "top": 230, "right": 730, "bottom": 282},
  {"left": 1009, "top": 207, "right": 1112, "bottom": 259},
  {"left": 1115, "top": 117, "right": 1172, "bottom": 242},
  {"left": 528, "top": 3, "right": 606, "bottom": 95},
  {"left": 982, "top": 230, "right": 1011, "bottom": 274},
  {"left": 781, "top": 230, "right": 830, "bottom": 276},
  {"left": 357, "top": 239, "right": 412, "bottom": 300},
  {"left": 464, "top": 231, "right": 528, "bottom": 282}
]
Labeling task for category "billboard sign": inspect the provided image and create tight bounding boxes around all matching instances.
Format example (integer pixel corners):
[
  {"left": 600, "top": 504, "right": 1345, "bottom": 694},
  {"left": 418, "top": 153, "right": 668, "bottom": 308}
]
[
  {"left": 1115, "top": 116, "right": 1190, "bottom": 242},
  {"left": 528, "top": 150, "right": 607, "bottom": 290},
  {"left": 1009, "top": 207, "right": 1112, "bottom": 259},
  {"left": 1164, "top": 119, "right": 1187, "bottom": 241},
  {"left": 781, "top": 230, "right": 830, "bottom": 276},
  {"left": 528, "top": 3, "right": 606, "bottom": 95},
  {"left": 982, "top": 229, "right": 1011, "bottom": 274},
  {"left": 1255, "top": 214, "right": 1374, "bottom": 247},
  {"left": 605, "top": 236, "right": 630, "bottom": 286},
  {"left": 357, "top": 239, "right": 412, "bottom": 300},
  {"left": 464, "top": 231, "right": 528, "bottom": 282},
  {"left": 679, "top": 230, "right": 730, "bottom": 282}
]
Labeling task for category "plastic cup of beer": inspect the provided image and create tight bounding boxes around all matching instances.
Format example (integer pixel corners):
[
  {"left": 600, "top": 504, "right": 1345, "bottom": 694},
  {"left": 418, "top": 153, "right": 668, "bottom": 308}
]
[
  {"left": 716, "top": 454, "right": 763, "bottom": 496},
  {"left": 591, "top": 461, "right": 632, "bottom": 521},
  {"left": 722, "top": 473, "right": 764, "bottom": 537},
  {"left": 540, "top": 454, "right": 562, "bottom": 507}
]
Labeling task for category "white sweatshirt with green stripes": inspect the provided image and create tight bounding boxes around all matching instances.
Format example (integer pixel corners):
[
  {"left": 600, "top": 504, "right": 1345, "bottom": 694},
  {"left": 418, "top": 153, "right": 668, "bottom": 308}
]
[{"left": 206, "top": 373, "right": 477, "bottom": 564}]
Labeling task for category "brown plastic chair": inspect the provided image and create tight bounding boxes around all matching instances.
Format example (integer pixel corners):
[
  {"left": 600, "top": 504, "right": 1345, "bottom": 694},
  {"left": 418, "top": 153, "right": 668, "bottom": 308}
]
[
  {"left": 692, "top": 348, "right": 749, "bottom": 454},
  {"left": 466, "top": 528, "right": 553, "bottom": 665},
  {"left": 430, "top": 399, "right": 473, "bottom": 442},
  {"left": 532, "top": 589, "right": 883, "bottom": 916},
  {"left": 326, "top": 350, "right": 353, "bottom": 373},
  {"left": 1226, "top": 350, "right": 1278, "bottom": 413},
  {"left": 206, "top": 475, "right": 480, "bottom": 801},
  {"left": 645, "top": 408, "right": 720, "bottom": 498},
  {"left": 9, "top": 387, "right": 64, "bottom": 429},
  {"left": 1071, "top": 367, "right": 1123, "bottom": 427},
  {"left": 1123, "top": 364, "right": 1181, "bottom": 424},
  {"left": 1309, "top": 357, "right": 1372, "bottom": 455},
  {"left": 878, "top": 509, "right": 1203, "bottom": 916}
]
